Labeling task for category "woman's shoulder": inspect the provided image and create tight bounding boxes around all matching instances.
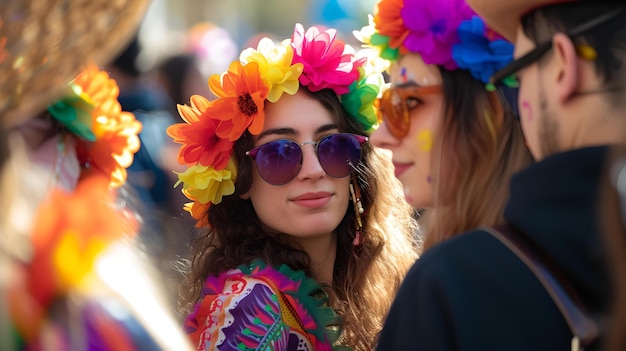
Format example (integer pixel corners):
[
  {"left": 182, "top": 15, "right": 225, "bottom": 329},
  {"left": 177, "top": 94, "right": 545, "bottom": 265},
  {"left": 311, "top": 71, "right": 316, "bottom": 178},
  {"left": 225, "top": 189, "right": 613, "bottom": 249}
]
[{"left": 185, "top": 259, "right": 348, "bottom": 351}]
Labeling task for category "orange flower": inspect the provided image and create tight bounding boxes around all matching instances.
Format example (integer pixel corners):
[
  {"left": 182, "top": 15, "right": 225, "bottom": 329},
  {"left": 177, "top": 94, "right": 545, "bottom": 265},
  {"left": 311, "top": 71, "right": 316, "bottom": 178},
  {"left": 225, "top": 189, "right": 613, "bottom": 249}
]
[
  {"left": 183, "top": 201, "right": 211, "bottom": 228},
  {"left": 208, "top": 61, "right": 269, "bottom": 140},
  {"left": 167, "top": 95, "right": 234, "bottom": 169},
  {"left": 80, "top": 111, "right": 142, "bottom": 187},
  {"left": 374, "top": 0, "right": 410, "bottom": 53},
  {"left": 72, "top": 65, "right": 142, "bottom": 187}
]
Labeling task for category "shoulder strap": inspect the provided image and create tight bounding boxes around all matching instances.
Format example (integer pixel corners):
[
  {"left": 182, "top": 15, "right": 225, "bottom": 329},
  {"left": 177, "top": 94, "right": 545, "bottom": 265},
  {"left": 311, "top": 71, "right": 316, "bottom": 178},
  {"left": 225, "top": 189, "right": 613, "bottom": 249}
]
[{"left": 483, "top": 225, "right": 599, "bottom": 351}]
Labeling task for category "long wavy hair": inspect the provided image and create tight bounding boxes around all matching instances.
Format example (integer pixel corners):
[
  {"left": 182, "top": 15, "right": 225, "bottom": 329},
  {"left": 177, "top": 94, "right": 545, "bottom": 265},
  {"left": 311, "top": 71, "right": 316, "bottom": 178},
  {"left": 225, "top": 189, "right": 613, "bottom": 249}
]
[
  {"left": 421, "top": 68, "right": 533, "bottom": 250},
  {"left": 179, "top": 86, "right": 419, "bottom": 350}
]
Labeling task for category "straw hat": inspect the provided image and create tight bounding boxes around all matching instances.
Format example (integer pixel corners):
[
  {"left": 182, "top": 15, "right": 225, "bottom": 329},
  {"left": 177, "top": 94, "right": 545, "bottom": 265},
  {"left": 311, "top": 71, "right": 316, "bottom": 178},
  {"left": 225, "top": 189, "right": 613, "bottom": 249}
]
[
  {"left": 0, "top": 0, "right": 150, "bottom": 128},
  {"left": 466, "top": 0, "right": 574, "bottom": 41}
]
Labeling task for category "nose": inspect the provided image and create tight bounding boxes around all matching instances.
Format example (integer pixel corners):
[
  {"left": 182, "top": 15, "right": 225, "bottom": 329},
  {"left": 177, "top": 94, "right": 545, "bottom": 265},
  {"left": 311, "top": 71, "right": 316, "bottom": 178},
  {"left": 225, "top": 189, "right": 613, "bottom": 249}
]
[
  {"left": 297, "top": 143, "right": 325, "bottom": 181},
  {"left": 369, "top": 121, "right": 400, "bottom": 150}
]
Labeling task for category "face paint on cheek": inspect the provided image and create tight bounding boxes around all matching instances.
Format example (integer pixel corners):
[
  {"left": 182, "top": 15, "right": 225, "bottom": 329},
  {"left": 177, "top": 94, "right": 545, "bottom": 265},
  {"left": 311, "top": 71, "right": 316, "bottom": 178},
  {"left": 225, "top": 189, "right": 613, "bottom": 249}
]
[
  {"left": 521, "top": 101, "right": 533, "bottom": 122},
  {"left": 416, "top": 130, "right": 433, "bottom": 152},
  {"left": 427, "top": 176, "right": 432, "bottom": 184}
]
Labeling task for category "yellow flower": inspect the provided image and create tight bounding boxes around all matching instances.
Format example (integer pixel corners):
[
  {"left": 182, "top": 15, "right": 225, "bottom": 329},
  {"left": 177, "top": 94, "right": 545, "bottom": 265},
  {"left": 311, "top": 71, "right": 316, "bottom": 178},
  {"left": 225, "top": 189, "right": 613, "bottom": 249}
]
[
  {"left": 240, "top": 38, "right": 303, "bottom": 103},
  {"left": 175, "top": 158, "right": 237, "bottom": 205}
]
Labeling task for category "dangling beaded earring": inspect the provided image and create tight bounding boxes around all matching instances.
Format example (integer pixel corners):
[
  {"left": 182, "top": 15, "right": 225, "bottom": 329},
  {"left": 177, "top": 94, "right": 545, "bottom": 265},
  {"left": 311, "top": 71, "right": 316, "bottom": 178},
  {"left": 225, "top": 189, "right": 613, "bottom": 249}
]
[{"left": 349, "top": 174, "right": 364, "bottom": 246}]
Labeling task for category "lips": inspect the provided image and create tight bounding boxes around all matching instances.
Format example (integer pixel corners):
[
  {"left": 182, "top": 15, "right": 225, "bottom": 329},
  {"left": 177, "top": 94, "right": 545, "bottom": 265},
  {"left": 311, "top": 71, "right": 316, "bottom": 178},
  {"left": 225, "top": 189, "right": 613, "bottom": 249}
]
[
  {"left": 393, "top": 161, "right": 413, "bottom": 178},
  {"left": 291, "top": 192, "right": 333, "bottom": 208}
]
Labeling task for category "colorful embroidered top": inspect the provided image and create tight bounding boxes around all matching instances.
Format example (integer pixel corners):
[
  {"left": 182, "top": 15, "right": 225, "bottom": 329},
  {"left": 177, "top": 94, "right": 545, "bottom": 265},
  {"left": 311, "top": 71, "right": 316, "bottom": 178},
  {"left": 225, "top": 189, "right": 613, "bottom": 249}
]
[{"left": 184, "top": 260, "right": 349, "bottom": 351}]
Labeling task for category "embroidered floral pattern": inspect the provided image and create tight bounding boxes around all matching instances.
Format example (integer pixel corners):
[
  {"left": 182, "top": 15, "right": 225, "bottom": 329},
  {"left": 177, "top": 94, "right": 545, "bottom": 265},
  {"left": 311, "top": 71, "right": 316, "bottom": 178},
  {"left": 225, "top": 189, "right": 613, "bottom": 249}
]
[{"left": 185, "top": 260, "right": 346, "bottom": 351}]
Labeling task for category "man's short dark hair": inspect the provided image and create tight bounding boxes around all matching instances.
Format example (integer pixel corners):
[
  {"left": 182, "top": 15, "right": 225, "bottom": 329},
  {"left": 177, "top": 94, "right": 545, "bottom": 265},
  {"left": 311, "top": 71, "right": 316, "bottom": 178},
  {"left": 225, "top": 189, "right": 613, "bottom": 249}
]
[{"left": 521, "top": 2, "right": 626, "bottom": 90}]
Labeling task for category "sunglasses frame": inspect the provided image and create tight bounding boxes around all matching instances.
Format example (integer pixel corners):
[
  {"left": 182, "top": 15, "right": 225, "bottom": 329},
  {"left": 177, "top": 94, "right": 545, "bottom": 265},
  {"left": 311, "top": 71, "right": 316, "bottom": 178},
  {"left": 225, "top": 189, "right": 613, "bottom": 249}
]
[
  {"left": 246, "top": 133, "right": 368, "bottom": 186},
  {"left": 490, "top": 8, "right": 625, "bottom": 86},
  {"left": 376, "top": 84, "right": 443, "bottom": 139}
]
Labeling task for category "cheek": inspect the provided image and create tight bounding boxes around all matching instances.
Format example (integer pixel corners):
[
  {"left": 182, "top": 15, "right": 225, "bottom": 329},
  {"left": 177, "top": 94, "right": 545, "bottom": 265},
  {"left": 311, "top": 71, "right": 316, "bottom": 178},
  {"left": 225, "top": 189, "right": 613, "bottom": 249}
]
[
  {"left": 521, "top": 100, "right": 534, "bottom": 123},
  {"left": 415, "top": 130, "right": 434, "bottom": 152}
]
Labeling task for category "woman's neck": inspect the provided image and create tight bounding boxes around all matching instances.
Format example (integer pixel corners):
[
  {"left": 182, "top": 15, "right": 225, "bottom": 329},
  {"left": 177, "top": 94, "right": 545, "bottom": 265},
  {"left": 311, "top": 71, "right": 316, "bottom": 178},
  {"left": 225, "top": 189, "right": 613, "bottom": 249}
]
[{"left": 297, "top": 234, "right": 337, "bottom": 286}]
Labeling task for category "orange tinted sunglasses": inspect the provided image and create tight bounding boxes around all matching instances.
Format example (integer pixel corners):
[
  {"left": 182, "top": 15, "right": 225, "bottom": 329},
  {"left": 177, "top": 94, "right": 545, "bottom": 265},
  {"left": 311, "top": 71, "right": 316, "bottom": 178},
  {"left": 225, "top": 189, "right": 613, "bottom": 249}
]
[{"left": 375, "top": 85, "right": 443, "bottom": 138}]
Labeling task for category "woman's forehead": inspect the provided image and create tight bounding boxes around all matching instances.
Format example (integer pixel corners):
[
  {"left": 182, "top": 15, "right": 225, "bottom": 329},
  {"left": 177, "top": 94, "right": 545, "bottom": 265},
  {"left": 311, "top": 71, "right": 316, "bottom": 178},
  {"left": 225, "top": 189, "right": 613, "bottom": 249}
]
[{"left": 390, "top": 54, "right": 442, "bottom": 85}]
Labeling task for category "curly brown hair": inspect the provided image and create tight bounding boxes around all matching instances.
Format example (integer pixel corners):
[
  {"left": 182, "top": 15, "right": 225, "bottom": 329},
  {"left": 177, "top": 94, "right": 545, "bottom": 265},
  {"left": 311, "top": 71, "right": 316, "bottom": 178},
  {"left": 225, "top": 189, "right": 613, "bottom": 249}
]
[{"left": 178, "top": 86, "right": 419, "bottom": 351}]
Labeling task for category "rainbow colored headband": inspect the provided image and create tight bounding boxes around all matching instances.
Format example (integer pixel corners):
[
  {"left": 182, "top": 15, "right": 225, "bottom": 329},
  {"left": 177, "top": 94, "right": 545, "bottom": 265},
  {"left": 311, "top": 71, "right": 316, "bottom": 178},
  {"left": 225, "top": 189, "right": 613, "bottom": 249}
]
[
  {"left": 355, "top": 0, "right": 518, "bottom": 88},
  {"left": 167, "top": 24, "right": 385, "bottom": 227}
]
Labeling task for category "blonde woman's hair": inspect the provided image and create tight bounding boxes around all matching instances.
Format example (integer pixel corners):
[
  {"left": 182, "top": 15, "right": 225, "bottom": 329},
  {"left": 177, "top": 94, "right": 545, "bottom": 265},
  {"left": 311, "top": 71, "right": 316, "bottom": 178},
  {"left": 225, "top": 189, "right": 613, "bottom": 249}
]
[{"left": 422, "top": 68, "right": 532, "bottom": 250}]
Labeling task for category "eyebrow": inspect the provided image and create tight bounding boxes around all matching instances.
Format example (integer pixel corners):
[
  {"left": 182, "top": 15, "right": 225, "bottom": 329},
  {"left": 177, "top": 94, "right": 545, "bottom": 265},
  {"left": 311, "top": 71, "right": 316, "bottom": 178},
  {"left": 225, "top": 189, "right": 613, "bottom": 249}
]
[
  {"left": 394, "top": 81, "right": 421, "bottom": 88},
  {"left": 256, "top": 123, "right": 339, "bottom": 142}
]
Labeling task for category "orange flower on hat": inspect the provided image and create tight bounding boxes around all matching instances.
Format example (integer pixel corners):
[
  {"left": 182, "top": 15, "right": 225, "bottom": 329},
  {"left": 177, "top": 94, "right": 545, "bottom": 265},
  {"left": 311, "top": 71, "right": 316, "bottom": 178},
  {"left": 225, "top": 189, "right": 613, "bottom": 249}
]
[
  {"left": 208, "top": 61, "right": 269, "bottom": 141},
  {"left": 374, "top": 0, "right": 410, "bottom": 54},
  {"left": 72, "top": 65, "right": 142, "bottom": 188},
  {"left": 26, "top": 173, "right": 136, "bottom": 309},
  {"left": 168, "top": 95, "right": 234, "bottom": 169}
]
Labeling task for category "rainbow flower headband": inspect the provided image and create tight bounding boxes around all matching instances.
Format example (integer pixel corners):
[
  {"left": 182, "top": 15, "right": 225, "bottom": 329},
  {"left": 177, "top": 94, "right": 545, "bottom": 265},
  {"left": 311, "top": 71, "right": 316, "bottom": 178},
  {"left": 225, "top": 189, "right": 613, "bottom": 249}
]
[
  {"left": 354, "top": 0, "right": 518, "bottom": 89},
  {"left": 167, "top": 24, "right": 385, "bottom": 227}
]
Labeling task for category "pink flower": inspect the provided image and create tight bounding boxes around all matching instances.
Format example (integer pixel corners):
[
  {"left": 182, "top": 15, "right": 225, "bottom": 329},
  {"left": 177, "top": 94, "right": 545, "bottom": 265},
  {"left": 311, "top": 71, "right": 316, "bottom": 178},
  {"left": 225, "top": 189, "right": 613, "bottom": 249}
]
[{"left": 290, "top": 23, "right": 365, "bottom": 95}]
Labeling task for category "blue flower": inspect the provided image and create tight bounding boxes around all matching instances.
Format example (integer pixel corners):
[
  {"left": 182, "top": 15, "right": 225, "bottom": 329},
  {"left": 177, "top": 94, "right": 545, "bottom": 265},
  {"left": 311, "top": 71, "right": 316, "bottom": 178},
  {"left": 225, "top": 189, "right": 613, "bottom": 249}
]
[{"left": 452, "top": 16, "right": 514, "bottom": 84}]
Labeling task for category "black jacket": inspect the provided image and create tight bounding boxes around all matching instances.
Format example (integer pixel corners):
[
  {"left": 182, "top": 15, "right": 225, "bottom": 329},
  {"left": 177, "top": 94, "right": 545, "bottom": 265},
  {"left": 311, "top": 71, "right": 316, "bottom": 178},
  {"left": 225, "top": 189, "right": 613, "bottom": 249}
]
[{"left": 376, "top": 146, "right": 611, "bottom": 350}]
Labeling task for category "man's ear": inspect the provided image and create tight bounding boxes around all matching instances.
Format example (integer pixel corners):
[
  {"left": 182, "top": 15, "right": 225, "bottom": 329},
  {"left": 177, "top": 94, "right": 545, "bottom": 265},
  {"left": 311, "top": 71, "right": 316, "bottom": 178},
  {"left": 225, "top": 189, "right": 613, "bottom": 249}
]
[{"left": 551, "top": 33, "right": 579, "bottom": 103}]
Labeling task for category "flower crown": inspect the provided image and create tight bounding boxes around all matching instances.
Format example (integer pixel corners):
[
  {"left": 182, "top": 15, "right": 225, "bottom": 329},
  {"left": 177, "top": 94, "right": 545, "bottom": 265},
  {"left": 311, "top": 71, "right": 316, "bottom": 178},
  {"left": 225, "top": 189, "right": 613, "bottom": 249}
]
[
  {"left": 167, "top": 24, "right": 385, "bottom": 227},
  {"left": 354, "top": 0, "right": 518, "bottom": 88}
]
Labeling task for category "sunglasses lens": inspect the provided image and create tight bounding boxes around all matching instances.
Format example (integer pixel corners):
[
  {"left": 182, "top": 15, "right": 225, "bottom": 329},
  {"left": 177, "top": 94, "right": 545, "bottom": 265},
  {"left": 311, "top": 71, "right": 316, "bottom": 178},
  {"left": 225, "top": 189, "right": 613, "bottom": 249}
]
[
  {"left": 380, "top": 89, "right": 408, "bottom": 139},
  {"left": 317, "top": 134, "right": 362, "bottom": 178},
  {"left": 254, "top": 140, "right": 302, "bottom": 185}
]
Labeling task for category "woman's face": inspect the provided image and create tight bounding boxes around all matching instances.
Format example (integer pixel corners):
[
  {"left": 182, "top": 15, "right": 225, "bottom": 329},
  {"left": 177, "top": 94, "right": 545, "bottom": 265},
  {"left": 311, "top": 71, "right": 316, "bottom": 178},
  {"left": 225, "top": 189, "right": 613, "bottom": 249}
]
[
  {"left": 242, "top": 90, "right": 351, "bottom": 241},
  {"left": 370, "top": 53, "right": 444, "bottom": 208}
]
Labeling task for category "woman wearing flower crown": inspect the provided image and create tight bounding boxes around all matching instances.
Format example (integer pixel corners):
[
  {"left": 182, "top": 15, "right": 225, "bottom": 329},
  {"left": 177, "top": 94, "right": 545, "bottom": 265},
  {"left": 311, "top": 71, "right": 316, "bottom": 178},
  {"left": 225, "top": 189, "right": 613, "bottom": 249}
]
[
  {"left": 168, "top": 24, "right": 419, "bottom": 351},
  {"left": 359, "top": 0, "right": 532, "bottom": 251}
]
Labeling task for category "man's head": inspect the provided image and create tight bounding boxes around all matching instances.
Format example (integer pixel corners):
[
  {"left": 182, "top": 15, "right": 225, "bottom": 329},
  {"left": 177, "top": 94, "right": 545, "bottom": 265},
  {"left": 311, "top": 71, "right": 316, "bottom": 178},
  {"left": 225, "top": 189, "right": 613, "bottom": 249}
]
[{"left": 469, "top": 0, "right": 626, "bottom": 160}]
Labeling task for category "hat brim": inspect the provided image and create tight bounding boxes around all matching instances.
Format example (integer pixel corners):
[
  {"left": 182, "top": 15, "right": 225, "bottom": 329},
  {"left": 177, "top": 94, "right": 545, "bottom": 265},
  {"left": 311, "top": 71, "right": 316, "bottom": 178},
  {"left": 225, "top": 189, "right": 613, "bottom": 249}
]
[
  {"left": 467, "top": 0, "right": 574, "bottom": 41},
  {"left": 0, "top": 0, "right": 151, "bottom": 128}
]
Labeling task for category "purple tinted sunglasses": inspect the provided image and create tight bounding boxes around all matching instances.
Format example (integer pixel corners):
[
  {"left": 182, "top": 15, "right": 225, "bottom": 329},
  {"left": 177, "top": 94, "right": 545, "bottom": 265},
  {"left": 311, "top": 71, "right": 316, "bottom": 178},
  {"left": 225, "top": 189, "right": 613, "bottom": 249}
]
[{"left": 246, "top": 133, "right": 368, "bottom": 186}]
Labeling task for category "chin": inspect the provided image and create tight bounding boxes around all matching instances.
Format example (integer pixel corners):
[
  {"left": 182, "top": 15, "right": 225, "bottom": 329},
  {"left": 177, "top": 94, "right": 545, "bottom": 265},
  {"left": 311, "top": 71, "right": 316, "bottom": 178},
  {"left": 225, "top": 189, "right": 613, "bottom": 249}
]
[{"left": 405, "top": 193, "right": 432, "bottom": 209}]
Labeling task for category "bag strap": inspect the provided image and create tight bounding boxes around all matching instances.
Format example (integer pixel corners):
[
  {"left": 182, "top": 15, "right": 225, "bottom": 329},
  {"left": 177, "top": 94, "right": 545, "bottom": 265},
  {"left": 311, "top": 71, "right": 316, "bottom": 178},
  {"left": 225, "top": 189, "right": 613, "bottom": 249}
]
[{"left": 483, "top": 225, "right": 599, "bottom": 351}]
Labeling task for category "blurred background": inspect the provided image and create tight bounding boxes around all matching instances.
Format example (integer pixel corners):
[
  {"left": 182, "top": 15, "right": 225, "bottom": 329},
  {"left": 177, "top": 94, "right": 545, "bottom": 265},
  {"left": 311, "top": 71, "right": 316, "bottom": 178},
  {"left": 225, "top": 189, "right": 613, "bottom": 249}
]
[{"left": 136, "top": 0, "right": 377, "bottom": 75}]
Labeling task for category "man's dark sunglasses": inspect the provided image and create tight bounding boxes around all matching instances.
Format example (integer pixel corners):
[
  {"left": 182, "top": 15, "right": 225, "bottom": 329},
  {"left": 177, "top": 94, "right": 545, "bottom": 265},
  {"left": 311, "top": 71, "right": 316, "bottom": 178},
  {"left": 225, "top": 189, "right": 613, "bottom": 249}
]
[{"left": 490, "top": 8, "right": 625, "bottom": 86}]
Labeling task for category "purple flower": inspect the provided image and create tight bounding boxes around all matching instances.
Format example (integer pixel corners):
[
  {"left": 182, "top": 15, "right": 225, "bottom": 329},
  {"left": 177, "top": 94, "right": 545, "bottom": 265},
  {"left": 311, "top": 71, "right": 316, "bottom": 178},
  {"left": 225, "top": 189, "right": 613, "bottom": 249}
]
[
  {"left": 401, "top": 0, "right": 476, "bottom": 70},
  {"left": 452, "top": 16, "right": 514, "bottom": 83}
]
